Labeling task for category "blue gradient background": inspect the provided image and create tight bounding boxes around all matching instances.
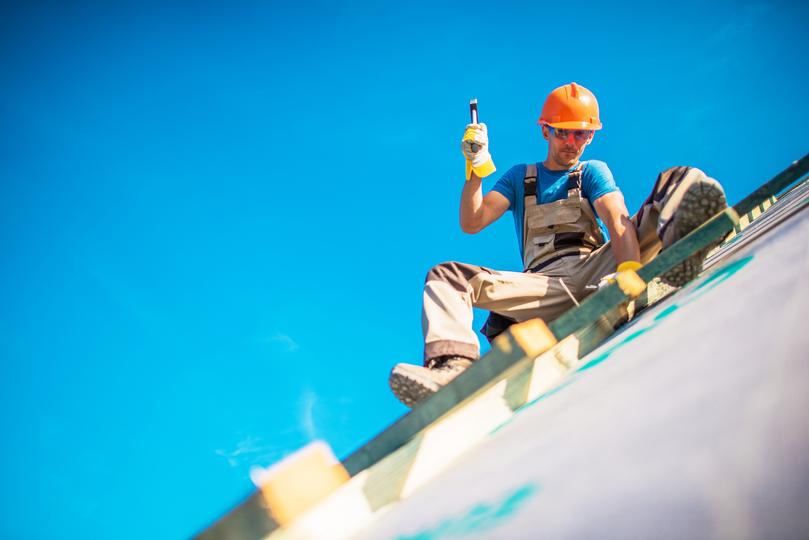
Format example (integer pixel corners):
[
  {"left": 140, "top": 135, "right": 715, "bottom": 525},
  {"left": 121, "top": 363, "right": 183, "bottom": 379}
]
[{"left": 2, "top": 1, "right": 807, "bottom": 538}]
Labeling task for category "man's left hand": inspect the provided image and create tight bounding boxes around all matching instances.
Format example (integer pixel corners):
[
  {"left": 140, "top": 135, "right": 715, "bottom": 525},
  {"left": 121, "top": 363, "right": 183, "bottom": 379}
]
[{"left": 596, "top": 260, "right": 643, "bottom": 289}]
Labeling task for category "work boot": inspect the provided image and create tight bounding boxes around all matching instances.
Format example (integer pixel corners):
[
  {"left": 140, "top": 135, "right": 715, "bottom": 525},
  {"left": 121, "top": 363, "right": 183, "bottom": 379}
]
[
  {"left": 388, "top": 356, "right": 474, "bottom": 408},
  {"left": 659, "top": 175, "right": 727, "bottom": 287}
]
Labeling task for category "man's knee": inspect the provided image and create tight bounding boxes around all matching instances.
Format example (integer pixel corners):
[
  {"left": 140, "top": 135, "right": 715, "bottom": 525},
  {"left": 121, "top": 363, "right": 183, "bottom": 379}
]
[
  {"left": 656, "top": 166, "right": 710, "bottom": 192},
  {"left": 425, "top": 261, "right": 485, "bottom": 293},
  {"left": 426, "top": 261, "right": 473, "bottom": 282}
]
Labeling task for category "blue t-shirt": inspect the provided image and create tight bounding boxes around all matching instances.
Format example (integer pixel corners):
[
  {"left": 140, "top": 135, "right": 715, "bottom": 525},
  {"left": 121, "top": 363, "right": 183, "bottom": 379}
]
[{"left": 491, "top": 160, "right": 618, "bottom": 261}]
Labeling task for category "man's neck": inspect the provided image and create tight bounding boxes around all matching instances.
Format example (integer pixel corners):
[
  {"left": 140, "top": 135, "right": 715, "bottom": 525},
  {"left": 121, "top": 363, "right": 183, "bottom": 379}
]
[{"left": 542, "top": 157, "right": 579, "bottom": 171}]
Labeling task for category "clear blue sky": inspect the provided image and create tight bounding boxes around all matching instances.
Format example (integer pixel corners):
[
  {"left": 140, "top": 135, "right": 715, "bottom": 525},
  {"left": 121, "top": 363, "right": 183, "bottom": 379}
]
[{"left": 1, "top": 1, "right": 807, "bottom": 538}]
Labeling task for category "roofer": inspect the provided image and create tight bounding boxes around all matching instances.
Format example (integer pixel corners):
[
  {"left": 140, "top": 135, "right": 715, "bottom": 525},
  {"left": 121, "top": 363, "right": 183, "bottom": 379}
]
[{"left": 389, "top": 82, "right": 728, "bottom": 407}]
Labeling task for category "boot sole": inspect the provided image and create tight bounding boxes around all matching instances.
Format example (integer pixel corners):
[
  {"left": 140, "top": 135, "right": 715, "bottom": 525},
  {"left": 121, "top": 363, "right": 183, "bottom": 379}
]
[
  {"left": 388, "top": 371, "right": 438, "bottom": 408},
  {"left": 660, "top": 179, "right": 727, "bottom": 287}
]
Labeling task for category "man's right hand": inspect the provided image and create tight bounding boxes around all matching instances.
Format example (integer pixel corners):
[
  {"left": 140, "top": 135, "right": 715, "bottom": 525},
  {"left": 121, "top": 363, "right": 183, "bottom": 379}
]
[{"left": 461, "top": 123, "right": 496, "bottom": 180}]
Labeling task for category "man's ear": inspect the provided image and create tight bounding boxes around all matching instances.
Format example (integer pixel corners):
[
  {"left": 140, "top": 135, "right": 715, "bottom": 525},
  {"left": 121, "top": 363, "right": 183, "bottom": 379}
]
[{"left": 541, "top": 125, "right": 550, "bottom": 141}]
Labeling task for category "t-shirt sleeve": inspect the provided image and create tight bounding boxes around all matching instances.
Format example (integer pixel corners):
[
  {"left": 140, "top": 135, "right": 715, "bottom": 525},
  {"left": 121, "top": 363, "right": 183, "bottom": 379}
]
[
  {"left": 491, "top": 164, "right": 524, "bottom": 211},
  {"left": 583, "top": 160, "right": 619, "bottom": 202}
]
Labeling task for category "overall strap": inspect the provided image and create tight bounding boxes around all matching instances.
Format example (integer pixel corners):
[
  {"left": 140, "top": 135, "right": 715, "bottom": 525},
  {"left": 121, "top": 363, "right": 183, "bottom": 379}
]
[
  {"left": 566, "top": 162, "right": 585, "bottom": 198},
  {"left": 525, "top": 162, "right": 585, "bottom": 201},
  {"left": 524, "top": 163, "right": 538, "bottom": 198}
]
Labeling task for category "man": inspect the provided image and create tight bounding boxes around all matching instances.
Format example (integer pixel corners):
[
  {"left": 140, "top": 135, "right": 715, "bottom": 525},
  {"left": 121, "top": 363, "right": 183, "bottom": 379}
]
[{"left": 389, "top": 82, "right": 727, "bottom": 407}]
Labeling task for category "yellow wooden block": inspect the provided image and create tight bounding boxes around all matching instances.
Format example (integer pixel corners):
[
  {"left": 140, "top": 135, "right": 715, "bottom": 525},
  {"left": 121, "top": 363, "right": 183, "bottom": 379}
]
[
  {"left": 252, "top": 441, "right": 349, "bottom": 526},
  {"left": 508, "top": 318, "right": 557, "bottom": 358},
  {"left": 492, "top": 332, "right": 513, "bottom": 355},
  {"left": 724, "top": 207, "right": 741, "bottom": 226},
  {"left": 615, "top": 269, "right": 646, "bottom": 298}
]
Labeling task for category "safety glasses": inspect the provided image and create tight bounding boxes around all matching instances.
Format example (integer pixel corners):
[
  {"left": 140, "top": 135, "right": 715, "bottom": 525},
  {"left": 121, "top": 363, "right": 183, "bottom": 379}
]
[{"left": 548, "top": 126, "right": 593, "bottom": 142}]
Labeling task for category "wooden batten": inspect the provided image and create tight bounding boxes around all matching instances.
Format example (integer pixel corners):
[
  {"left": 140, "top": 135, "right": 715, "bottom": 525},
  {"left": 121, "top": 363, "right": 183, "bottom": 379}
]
[{"left": 252, "top": 442, "right": 350, "bottom": 526}]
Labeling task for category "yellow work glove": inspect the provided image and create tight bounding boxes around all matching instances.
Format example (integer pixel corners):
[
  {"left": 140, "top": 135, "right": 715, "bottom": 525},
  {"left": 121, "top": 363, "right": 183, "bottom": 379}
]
[
  {"left": 461, "top": 123, "right": 496, "bottom": 180},
  {"left": 616, "top": 260, "right": 643, "bottom": 274},
  {"left": 597, "top": 261, "right": 644, "bottom": 289}
]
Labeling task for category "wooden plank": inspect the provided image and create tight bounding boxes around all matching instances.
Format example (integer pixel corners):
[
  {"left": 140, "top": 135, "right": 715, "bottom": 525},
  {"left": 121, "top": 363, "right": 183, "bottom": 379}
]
[
  {"left": 615, "top": 269, "right": 646, "bottom": 298},
  {"left": 544, "top": 206, "right": 740, "bottom": 342},
  {"left": 267, "top": 478, "right": 373, "bottom": 540},
  {"left": 549, "top": 280, "right": 631, "bottom": 340},
  {"left": 267, "top": 335, "right": 582, "bottom": 540},
  {"left": 710, "top": 194, "right": 776, "bottom": 247},
  {"left": 264, "top": 320, "right": 621, "bottom": 540},
  {"left": 343, "top": 319, "right": 555, "bottom": 476},
  {"left": 252, "top": 442, "right": 350, "bottom": 526},
  {"left": 637, "top": 208, "right": 739, "bottom": 282},
  {"left": 194, "top": 493, "right": 276, "bottom": 540},
  {"left": 733, "top": 153, "right": 808, "bottom": 216}
]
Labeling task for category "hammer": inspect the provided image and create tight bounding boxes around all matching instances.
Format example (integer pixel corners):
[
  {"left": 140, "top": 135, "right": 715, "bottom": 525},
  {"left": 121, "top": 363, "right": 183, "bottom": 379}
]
[{"left": 469, "top": 98, "right": 481, "bottom": 153}]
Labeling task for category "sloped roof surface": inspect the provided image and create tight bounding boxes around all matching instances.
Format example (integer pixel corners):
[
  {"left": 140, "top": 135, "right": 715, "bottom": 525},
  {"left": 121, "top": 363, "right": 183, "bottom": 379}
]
[
  {"left": 196, "top": 168, "right": 809, "bottom": 540},
  {"left": 351, "top": 183, "right": 809, "bottom": 539}
]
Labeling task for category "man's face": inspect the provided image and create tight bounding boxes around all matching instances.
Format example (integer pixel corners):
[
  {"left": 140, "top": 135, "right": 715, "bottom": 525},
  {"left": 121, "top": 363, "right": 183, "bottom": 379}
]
[{"left": 542, "top": 125, "right": 594, "bottom": 169}]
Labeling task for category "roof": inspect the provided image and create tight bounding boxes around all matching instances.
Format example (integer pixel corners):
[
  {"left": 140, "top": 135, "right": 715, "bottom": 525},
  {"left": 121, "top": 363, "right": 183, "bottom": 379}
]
[{"left": 196, "top": 155, "right": 809, "bottom": 540}]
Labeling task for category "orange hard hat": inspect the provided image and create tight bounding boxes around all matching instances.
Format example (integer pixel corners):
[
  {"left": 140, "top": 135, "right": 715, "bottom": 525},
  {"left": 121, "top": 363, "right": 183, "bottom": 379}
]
[{"left": 538, "top": 82, "right": 602, "bottom": 130}]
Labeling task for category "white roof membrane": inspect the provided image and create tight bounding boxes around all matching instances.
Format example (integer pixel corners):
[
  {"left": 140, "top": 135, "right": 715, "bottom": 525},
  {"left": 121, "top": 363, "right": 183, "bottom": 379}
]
[{"left": 353, "top": 189, "right": 809, "bottom": 539}]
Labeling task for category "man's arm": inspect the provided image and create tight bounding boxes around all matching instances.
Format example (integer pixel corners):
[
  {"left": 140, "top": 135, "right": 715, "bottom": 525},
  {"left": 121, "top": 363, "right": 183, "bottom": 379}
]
[
  {"left": 593, "top": 191, "right": 640, "bottom": 265},
  {"left": 460, "top": 172, "right": 510, "bottom": 234}
]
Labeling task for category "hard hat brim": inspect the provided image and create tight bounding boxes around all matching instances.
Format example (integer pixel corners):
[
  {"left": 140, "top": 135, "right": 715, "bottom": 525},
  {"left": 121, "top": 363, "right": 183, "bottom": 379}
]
[{"left": 539, "top": 120, "right": 603, "bottom": 130}]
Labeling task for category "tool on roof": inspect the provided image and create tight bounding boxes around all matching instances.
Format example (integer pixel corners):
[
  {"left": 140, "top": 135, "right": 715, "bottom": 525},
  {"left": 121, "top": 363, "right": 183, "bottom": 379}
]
[{"left": 469, "top": 99, "right": 480, "bottom": 153}]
